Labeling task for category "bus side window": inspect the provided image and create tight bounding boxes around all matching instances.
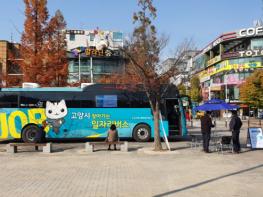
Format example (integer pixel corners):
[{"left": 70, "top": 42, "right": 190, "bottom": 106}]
[
  {"left": 118, "top": 93, "right": 130, "bottom": 108},
  {"left": 20, "top": 93, "right": 42, "bottom": 108},
  {"left": 95, "top": 95, "right": 117, "bottom": 108},
  {"left": 80, "top": 100, "right": 95, "bottom": 108},
  {"left": 0, "top": 92, "right": 18, "bottom": 108}
]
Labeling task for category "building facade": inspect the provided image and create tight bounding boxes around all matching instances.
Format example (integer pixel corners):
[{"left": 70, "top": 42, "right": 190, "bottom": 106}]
[
  {"left": 161, "top": 50, "right": 199, "bottom": 86},
  {"left": 65, "top": 29, "right": 125, "bottom": 83},
  {"left": 0, "top": 40, "right": 22, "bottom": 87},
  {"left": 192, "top": 25, "right": 263, "bottom": 111}
]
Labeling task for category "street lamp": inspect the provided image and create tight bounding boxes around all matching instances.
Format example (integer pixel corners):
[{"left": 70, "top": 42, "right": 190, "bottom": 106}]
[
  {"left": 78, "top": 52, "right": 81, "bottom": 82},
  {"left": 90, "top": 56, "right": 93, "bottom": 83}
]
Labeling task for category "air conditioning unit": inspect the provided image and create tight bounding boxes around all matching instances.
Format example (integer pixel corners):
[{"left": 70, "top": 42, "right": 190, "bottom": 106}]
[
  {"left": 81, "top": 83, "right": 94, "bottom": 89},
  {"left": 22, "top": 82, "right": 40, "bottom": 88}
]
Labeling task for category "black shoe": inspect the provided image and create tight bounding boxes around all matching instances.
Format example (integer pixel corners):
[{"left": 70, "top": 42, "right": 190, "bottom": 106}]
[
  {"left": 114, "top": 148, "right": 117, "bottom": 151},
  {"left": 108, "top": 148, "right": 111, "bottom": 150},
  {"left": 205, "top": 150, "right": 211, "bottom": 153}
]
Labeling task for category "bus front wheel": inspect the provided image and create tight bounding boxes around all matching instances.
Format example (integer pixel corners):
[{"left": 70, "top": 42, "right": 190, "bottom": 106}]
[
  {"left": 133, "top": 124, "right": 151, "bottom": 142},
  {"left": 21, "top": 124, "right": 43, "bottom": 143}
]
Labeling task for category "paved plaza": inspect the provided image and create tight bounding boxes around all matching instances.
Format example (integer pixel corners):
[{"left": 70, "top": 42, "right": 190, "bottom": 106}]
[{"left": 0, "top": 120, "right": 262, "bottom": 197}]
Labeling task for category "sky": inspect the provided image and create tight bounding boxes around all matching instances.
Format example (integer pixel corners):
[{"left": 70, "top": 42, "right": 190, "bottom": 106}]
[{"left": 0, "top": 0, "right": 262, "bottom": 59}]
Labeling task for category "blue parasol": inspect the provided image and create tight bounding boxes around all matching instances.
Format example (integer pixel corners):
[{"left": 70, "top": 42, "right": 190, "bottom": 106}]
[{"left": 194, "top": 99, "right": 239, "bottom": 111}]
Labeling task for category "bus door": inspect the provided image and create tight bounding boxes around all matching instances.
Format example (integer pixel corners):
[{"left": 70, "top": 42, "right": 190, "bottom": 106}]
[{"left": 165, "top": 99, "right": 181, "bottom": 136}]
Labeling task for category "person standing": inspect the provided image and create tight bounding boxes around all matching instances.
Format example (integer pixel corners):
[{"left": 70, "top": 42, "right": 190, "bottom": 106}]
[
  {"left": 200, "top": 111, "right": 214, "bottom": 153},
  {"left": 229, "top": 110, "right": 242, "bottom": 153}
]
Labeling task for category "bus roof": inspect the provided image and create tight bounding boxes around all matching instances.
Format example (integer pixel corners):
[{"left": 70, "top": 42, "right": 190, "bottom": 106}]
[
  {"left": 0, "top": 84, "right": 180, "bottom": 97},
  {"left": 0, "top": 87, "right": 83, "bottom": 92}
]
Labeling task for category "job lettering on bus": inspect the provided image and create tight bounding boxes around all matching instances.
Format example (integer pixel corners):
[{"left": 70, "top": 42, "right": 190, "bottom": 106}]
[{"left": 0, "top": 108, "right": 47, "bottom": 139}]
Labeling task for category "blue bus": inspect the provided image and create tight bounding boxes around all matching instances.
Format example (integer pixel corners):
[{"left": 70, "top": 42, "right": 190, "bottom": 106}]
[{"left": 0, "top": 84, "right": 187, "bottom": 142}]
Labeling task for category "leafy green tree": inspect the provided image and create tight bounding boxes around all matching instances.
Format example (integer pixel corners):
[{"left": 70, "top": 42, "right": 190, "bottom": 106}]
[
  {"left": 190, "top": 76, "right": 202, "bottom": 102},
  {"left": 178, "top": 83, "right": 187, "bottom": 95}
]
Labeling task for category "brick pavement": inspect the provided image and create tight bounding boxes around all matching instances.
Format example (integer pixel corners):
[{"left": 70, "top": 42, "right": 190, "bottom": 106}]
[{"left": 0, "top": 121, "right": 262, "bottom": 197}]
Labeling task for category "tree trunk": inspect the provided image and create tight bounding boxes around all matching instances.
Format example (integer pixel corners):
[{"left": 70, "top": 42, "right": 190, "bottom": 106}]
[{"left": 153, "top": 100, "right": 162, "bottom": 151}]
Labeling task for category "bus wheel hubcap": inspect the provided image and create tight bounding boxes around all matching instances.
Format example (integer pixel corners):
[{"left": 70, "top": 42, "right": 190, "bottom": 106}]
[
  {"left": 137, "top": 128, "right": 148, "bottom": 139},
  {"left": 27, "top": 129, "right": 36, "bottom": 141}
]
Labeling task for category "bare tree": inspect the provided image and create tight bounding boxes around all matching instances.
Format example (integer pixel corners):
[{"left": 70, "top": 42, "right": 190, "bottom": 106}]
[{"left": 122, "top": 0, "right": 191, "bottom": 151}]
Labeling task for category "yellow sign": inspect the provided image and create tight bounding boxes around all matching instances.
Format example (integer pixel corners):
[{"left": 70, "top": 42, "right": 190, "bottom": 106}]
[
  {"left": 198, "top": 60, "right": 263, "bottom": 82},
  {"left": 210, "top": 86, "right": 221, "bottom": 91},
  {"left": 85, "top": 48, "right": 105, "bottom": 57},
  {"left": 207, "top": 55, "right": 221, "bottom": 66}
]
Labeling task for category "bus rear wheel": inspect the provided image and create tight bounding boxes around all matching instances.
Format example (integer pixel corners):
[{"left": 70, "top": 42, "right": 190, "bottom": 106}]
[
  {"left": 133, "top": 124, "right": 151, "bottom": 142},
  {"left": 22, "top": 124, "right": 43, "bottom": 143}
]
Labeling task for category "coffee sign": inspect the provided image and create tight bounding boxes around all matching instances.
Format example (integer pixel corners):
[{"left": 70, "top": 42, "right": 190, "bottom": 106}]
[{"left": 239, "top": 26, "right": 263, "bottom": 37}]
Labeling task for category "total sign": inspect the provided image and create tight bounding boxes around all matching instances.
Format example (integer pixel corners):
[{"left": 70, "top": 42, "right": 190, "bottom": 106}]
[{"left": 239, "top": 26, "right": 263, "bottom": 37}]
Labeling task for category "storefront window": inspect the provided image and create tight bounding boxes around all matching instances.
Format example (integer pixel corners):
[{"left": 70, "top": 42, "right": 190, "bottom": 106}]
[
  {"left": 203, "top": 80, "right": 210, "bottom": 88},
  {"left": 229, "top": 57, "right": 262, "bottom": 65},
  {"left": 69, "top": 34, "right": 75, "bottom": 41},
  {"left": 228, "top": 85, "right": 239, "bottom": 100},
  {"left": 251, "top": 38, "right": 263, "bottom": 50},
  {"left": 193, "top": 54, "right": 208, "bottom": 71}
]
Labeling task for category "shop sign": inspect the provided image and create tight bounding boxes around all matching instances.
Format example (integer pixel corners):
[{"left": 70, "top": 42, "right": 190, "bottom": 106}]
[
  {"left": 84, "top": 48, "right": 120, "bottom": 57},
  {"left": 212, "top": 38, "right": 222, "bottom": 47},
  {"left": 239, "top": 26, "right": 263, "bottom": 37},
  {"left": 221, "top": 52, "right": 239, "bottom": 59},
  {"left": 239, "top": 49, "right": 263, "bottom": 57},
  {"left": 86, "top": 48, "right": 105, "bottom": 57},
  {"left": 210, "top": 86, "right": 221, "bottom": 91},
  {"left": 224, "top": 74, "right": 245, "bottom": 85},
  {"left": 207, "top": 55, "right": 221, "bottom": 66},
  {"left": 224, "top": 74, "right": 239, "bottom": 84},
  {"left": 199, "top": 73, "right": 210, "bottom": 83}
]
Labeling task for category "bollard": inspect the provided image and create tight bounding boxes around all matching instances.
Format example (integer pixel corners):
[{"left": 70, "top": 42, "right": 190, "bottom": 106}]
[
  {"left": 6, "top": 144, "right": 17, "bottom": 153},
  {"left": 43, "top": 143, "right": 52, "bottom": 153},
  {"left": 85, "top": 142, "right": 94, "bottom": 152},
  {"left": 120, "top": 142, "right": 128, "bottom": 152}
]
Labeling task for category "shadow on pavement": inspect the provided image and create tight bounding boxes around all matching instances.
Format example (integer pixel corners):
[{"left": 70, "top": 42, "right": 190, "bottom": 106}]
[{"left": 153, "top": 164, "right": 263, "bottom": 197}]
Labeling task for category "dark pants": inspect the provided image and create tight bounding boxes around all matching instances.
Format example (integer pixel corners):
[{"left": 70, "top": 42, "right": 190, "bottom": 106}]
[
  {"left": 232, "top": 130, "right": 240, "bottom": 152},
  {"left": 202, "top": 131, "right": 211, "bottom": 152},
  {"left": 108, "top": 144, "right": 116, "bottom": 150}
]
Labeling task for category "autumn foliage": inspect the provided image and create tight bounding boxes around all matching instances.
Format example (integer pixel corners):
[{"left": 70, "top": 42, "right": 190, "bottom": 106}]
[
  {"left": 240, "top": 69, "right": 263, "bottom": 108},
  {"left": 122, "top": 0, "right": 188, "bottom": 151},
  {"left": 21, "top": 0, "right": 68, "bottom": 86}
]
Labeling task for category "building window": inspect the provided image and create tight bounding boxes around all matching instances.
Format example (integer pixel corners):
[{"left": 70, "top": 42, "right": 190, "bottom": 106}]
[
  {"left": 70, "top": 34, "right": 75, "bottom": 41},
  {"left": 113, "top": 32, "right": 123, "bottom": 41},
  {"left": 90, "top": 33, "right": 95, "bottom": 41},
  {"left": 251, "top": 38, "right": 263, "bottom": 50}
]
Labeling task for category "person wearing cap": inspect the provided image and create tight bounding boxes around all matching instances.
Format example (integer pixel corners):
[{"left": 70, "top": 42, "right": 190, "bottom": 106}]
[
  {"left": 200, "top": 111, "right": 214, "bottom": 153},
  {"left": 229, "top": 110, "right": 242, "bottom": 153}
]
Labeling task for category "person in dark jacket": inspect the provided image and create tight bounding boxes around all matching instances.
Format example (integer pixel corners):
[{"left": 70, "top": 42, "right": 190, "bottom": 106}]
[
  {"left": 200, "top": 111, "right": 214, "bottom": 153},
  {"left": 229, "top": 110, "right": 242, "bottom": 153}
]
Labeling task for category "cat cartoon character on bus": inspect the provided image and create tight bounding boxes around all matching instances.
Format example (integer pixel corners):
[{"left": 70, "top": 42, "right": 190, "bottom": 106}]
[{"left": 43, "top": 100, "right": 68, "bottom": 134}]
